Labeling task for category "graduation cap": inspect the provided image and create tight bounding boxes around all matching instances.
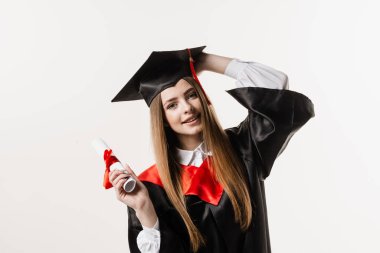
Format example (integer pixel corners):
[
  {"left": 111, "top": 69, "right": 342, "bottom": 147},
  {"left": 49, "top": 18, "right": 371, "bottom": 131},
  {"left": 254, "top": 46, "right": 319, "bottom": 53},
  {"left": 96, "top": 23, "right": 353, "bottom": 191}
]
[{"left": 111, "top": 46, "right": 208, "bottom": 106}]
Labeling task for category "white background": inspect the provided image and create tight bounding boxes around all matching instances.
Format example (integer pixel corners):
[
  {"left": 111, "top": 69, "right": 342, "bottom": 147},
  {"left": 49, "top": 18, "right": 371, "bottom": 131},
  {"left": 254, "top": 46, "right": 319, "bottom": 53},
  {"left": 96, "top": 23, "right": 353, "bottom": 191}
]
[{"left": 1, "top": 0, "right": 379, "bottom": 252}]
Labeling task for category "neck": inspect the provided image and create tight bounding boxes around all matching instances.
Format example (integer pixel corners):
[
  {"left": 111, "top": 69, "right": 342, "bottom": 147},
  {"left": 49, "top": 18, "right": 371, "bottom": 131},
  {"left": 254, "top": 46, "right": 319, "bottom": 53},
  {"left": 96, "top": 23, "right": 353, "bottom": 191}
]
[{"left": 176, "top": 134, "right": 203, "bottom": 151}]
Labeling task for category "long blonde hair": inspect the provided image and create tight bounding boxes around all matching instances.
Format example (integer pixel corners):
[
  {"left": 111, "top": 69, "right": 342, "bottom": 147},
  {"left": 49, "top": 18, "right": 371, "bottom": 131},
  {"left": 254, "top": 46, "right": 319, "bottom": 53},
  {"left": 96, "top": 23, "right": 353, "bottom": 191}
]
[{"left": 150, "top": 77, "right": 253, "bottom": 252}]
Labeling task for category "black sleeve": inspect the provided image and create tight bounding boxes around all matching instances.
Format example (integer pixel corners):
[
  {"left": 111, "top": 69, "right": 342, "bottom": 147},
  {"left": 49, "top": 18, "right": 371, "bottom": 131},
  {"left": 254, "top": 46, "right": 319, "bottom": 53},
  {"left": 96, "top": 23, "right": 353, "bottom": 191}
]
[
  {"left": 127, "top": 206, "right": 144, "bottom": 253},
  {"left": 127, "top": 183, "right": 190, "bottom": 253},
  {"left": 226, "top": 87, "right": 315, "bottom": 180}
]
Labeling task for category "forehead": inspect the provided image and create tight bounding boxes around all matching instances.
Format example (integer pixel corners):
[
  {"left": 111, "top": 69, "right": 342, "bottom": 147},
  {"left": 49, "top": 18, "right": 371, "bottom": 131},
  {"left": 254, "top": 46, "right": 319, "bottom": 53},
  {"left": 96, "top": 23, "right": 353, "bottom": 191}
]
[{"left": 160, "top": 79, "right": 193, "bottom": 102}]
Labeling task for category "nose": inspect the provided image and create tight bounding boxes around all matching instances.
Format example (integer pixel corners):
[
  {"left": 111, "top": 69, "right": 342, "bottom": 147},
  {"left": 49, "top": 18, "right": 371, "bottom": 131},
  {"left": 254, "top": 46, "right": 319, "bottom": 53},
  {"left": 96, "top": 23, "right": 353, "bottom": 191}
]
[{"left": 182, "top": 100, "right": 194, "bottom": 114}]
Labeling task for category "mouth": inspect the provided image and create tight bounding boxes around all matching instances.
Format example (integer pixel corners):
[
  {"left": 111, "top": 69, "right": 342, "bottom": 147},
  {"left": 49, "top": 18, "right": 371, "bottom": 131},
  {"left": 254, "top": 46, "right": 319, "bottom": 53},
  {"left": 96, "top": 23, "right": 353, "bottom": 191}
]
[{"left": 182, "top": 114, "right": 200, "bottom": 124}]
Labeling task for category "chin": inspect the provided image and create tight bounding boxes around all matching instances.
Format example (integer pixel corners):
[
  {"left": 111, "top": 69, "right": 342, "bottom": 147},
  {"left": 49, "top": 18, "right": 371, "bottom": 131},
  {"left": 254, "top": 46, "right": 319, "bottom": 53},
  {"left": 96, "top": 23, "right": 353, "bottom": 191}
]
[
  {"left": 175, "top": 127, "right": 203, "bottom": 137},
  {"left": 187, "top": 125, "right": 203, "bottom": 134}
]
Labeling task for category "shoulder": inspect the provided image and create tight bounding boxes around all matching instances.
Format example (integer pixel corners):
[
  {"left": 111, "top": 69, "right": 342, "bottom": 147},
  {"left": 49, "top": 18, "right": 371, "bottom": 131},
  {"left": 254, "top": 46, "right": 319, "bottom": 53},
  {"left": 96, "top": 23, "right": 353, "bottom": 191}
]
[{"left": 138, "top": 164, "right": 163, "bottom": 187}]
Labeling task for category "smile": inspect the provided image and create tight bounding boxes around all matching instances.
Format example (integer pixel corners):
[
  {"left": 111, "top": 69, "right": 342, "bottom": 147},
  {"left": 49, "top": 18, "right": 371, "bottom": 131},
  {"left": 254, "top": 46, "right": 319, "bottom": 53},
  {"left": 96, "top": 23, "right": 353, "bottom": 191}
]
[{"left": 182, "top": 115, "right": 200, "bottom": 124}]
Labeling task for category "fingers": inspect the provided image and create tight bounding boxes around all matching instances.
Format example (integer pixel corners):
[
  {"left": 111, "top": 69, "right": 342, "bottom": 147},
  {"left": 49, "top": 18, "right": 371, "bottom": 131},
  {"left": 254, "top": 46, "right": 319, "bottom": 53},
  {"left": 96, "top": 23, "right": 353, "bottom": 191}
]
[
  {"left": 115, "top": 176, "right": 128, "bottom": 191},
  {"left": 123, "top": 163, "right": 137, "bottom": 177},
  {"left": 109, "top": 165, "right": 142, "bottom": 196},
  {"left": 109, "top": 170, "right": 121, "bottom": 184},
  {"left": 109, "top": 170, "right": 131, "bottom": 187},
  {"left": 122, "top": 165, "right": 145, "bottom": 188}
]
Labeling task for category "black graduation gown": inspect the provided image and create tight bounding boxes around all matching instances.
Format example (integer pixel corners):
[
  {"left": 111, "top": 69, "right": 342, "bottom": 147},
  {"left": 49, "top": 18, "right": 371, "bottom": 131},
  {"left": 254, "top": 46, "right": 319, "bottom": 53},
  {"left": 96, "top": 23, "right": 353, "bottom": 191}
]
[{"left": 127, "top": 87, "right": 315, "bottom": 253}]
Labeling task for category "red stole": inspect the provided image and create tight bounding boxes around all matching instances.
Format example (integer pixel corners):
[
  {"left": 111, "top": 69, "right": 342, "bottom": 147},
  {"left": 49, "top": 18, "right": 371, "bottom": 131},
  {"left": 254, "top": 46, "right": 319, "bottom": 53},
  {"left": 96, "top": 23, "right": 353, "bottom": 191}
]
[{"left": 138, "top": 158, "right": 224, "bottom": 206}]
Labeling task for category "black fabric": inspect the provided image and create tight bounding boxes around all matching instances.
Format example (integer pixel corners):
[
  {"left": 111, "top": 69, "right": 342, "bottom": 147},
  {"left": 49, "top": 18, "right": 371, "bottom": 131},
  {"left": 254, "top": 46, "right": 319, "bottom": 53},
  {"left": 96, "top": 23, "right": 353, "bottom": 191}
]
[{"left": 127, "top": 87, "right": 315, "bottom": 253}]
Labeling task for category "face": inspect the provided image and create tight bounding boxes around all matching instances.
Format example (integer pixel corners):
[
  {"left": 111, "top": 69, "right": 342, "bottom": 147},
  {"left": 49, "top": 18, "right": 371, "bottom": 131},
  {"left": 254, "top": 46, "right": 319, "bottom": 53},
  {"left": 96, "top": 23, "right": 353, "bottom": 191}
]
[{"left": 160, "top": 79, "right": 203, "bottom": 147}]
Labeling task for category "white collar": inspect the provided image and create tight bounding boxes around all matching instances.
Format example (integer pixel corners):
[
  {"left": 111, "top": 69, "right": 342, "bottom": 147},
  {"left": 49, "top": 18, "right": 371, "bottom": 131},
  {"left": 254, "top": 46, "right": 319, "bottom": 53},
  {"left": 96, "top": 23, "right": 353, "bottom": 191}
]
[{"left": 175, "top": 142, "right": 212, "bottom": 166}]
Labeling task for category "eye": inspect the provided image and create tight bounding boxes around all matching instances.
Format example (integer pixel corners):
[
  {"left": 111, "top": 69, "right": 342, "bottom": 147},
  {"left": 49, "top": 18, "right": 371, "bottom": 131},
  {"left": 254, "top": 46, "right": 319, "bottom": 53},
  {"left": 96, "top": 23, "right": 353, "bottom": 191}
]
[
  {"left": 187, "top": 92, "right": 198, "bottom": 99},
  {"left": 167, "top": 103, "right": 177, "bottom": 110}
]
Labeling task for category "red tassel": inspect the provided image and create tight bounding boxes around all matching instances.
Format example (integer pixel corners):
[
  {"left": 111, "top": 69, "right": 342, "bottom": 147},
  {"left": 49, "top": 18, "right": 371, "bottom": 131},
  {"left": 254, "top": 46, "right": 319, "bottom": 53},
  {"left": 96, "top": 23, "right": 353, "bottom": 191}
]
[{"left": 187, "top": 48, "right": 211, "bottom": 105}]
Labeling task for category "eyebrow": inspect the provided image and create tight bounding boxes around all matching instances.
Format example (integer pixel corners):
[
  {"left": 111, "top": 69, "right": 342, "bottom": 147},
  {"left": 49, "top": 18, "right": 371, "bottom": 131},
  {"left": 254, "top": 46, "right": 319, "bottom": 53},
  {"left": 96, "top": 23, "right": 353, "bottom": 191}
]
[{"left": 163, "top": 87, "right": 195, "bottom": 106}]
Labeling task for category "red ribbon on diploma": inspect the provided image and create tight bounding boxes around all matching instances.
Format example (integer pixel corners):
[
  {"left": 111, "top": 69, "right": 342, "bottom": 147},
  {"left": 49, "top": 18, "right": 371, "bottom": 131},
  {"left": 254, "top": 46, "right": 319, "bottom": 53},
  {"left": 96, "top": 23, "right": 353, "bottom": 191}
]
[{"left": 103, "top": 149, "right": 118, "bottom": 189}]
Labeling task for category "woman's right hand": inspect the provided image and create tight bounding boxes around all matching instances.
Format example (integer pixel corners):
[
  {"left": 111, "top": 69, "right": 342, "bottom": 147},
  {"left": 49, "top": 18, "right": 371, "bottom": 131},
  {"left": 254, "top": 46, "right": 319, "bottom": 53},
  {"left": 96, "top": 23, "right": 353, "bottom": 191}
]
[{"left": 109, "top": 164, "right": 158, "bottom": 228}]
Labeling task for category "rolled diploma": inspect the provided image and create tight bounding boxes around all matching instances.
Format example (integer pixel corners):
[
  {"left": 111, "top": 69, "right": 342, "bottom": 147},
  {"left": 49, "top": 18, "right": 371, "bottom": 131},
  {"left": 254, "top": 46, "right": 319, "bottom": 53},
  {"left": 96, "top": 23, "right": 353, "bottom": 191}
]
[{"left": 92, "top": 138, "right": 136, "bottom": 192}]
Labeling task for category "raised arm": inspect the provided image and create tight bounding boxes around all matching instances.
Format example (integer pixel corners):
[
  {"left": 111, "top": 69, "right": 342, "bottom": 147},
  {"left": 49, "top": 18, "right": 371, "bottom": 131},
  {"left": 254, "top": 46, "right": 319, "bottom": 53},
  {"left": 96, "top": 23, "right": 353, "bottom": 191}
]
[
  {"left": 196, "top": 53, "right": 232, "bottom": 75},
  {"left": 196, "top": 52, "right": 314, "bottom": 179},
  {"left": 196, "top": 53, "right": 288, "bottom": 90}
]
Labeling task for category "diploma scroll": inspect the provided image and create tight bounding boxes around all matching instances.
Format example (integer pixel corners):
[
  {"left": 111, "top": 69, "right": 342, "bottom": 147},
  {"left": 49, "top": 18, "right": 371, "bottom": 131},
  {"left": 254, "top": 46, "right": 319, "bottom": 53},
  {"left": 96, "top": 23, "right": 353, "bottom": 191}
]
[{"left": 92, "top": 138, "right": 136, "bottom": 192}]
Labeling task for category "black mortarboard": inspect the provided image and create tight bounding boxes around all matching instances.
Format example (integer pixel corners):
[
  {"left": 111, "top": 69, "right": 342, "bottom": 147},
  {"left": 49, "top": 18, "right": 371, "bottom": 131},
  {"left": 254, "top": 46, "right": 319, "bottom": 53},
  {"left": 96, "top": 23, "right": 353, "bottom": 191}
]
[{"left": 111, "top": 46, "right": 207, "bottom": 106}]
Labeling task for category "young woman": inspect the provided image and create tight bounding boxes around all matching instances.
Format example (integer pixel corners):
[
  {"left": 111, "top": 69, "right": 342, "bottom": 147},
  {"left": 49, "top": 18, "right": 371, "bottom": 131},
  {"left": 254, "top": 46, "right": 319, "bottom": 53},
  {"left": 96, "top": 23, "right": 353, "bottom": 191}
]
[{"left": 108, "top": 46, "right": 314, "bottom": 253}]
